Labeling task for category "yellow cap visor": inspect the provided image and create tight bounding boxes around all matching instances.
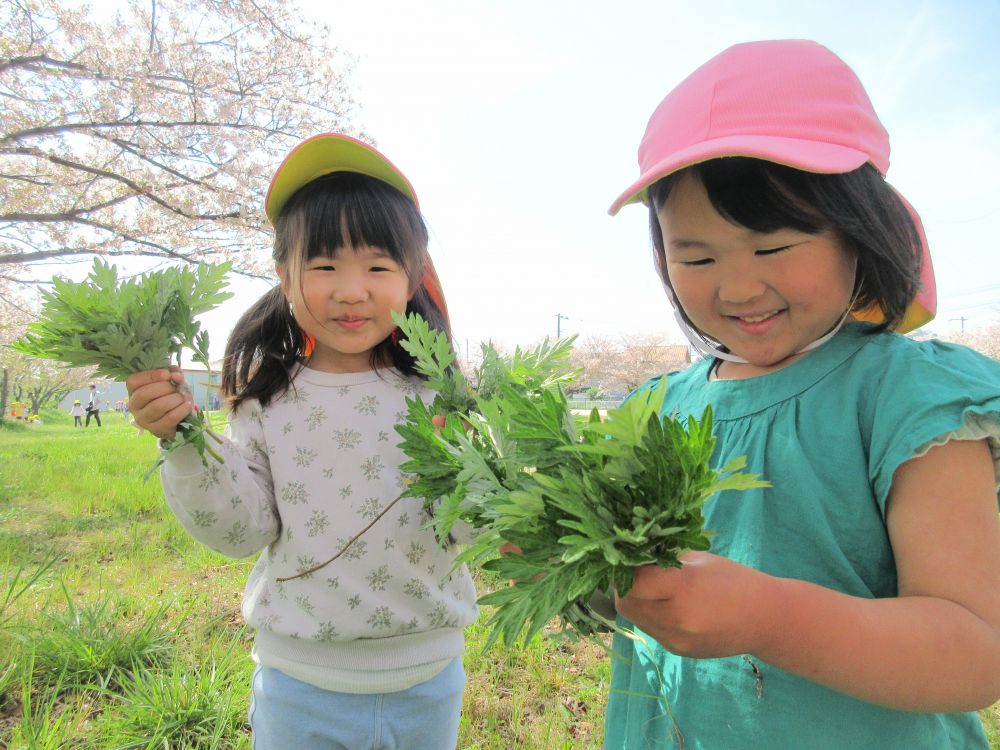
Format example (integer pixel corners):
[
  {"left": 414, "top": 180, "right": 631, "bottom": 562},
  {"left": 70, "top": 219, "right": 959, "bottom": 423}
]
[{"left": 265, "top": 134, "right": 418, "bottom": 225}]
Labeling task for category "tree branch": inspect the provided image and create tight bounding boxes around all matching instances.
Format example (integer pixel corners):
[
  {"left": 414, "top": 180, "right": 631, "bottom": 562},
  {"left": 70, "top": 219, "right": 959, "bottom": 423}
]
[
  {"left": 0, "top": 0, "right": 356, "bottom": 275},
  {"left": 1, "top": 146, "right": 244, "bottom": 221},
  {"left": 0, "top": 54, "right": 91, "bottom": 77}
]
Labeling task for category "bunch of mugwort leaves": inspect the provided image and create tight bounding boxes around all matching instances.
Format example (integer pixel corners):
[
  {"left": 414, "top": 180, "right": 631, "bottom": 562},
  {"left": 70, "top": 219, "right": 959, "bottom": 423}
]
[
  {"left": 13, "top": 259, "right": 232, "bottom": 473},
  {"left": 393, "top": 311, "right": 769, "bottom": 649}
]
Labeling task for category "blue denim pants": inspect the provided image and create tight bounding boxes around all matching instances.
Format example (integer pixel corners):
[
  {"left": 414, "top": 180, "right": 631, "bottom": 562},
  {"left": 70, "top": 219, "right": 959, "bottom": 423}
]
[{"left": 249, "top": 658, "right": 465, "bottom": 750}]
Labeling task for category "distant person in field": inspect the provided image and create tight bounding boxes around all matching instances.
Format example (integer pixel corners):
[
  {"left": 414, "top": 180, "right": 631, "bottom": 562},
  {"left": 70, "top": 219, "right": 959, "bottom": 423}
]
[
  {"left": 69, "top": 399, "right": 84, "bottom": 427},
  {"left": 126, "top": 134, "right": 478, "bottom": 750},
  {"left": 85, "top": 384, "right": 102, "bottom": 427},
  {"left": 602, "top": 39, "right": 1000, "bottom": 749}
]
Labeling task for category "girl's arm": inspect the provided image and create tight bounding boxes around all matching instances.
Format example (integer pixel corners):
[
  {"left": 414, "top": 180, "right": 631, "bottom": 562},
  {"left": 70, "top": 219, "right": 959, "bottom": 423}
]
[
  {"left": 128, "top": 368, "right": 280, "bottom": 558},
  {"left": 615, "top": 438, "right": 1000, "bottom": 712}
]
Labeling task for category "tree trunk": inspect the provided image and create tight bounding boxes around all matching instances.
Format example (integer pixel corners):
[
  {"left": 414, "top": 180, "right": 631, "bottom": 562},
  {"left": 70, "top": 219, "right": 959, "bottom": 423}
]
[{"left": 0, "top": 367, "right": 7, "bottom": 423}]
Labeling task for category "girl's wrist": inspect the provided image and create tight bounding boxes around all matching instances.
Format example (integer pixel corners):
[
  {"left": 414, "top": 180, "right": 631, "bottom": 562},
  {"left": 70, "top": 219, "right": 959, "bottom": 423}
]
[{"left": 742, "top": 571, "right": 792, "bottom": 658}]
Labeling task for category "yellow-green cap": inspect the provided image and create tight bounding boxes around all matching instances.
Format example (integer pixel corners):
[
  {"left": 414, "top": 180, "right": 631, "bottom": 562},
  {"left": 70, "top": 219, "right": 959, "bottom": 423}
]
[{"left": 265, "top": 133, "right": 419, "bottom": 225}]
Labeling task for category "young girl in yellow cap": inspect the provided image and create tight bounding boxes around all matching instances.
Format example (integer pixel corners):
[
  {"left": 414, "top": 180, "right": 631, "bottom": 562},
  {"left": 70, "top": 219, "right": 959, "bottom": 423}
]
[
  {"left": 605, "top": 40, "right": 1000, "bottom": 749},
  {"left": 127, "top": 134, "right": 477, "bottom": 749},
  {"left": 69, "top": 399, "right": 84, "bottom": 427}
]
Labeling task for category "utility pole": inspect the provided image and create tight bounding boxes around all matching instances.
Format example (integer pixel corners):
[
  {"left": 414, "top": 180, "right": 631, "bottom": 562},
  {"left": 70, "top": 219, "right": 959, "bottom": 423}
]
[
  {"left": 951, "top": 316, "right": 969, "bottom": 332},
  {"left": 555, "top": 313, "right": 569, "bottom": 338}
]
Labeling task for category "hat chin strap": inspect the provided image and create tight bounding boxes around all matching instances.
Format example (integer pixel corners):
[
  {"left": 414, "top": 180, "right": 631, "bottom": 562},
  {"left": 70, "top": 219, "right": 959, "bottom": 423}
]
[{"left": 666, "top": 288, "right": 855, "bottom": 365}]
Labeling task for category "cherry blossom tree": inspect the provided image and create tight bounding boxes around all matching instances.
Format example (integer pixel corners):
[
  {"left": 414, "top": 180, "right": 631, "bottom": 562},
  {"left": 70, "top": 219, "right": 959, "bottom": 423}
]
[
  {"left": 2, "top": 270, "right": 104, "bottom": 418},
  {"left": 569, "top": 333, "right": 691, "bottom": 395},
  {"left": 0, "top": 280, "right": 30, "bottom": 419},
  {"left": 0, "top": 0, "right": 360, "bottom": 285},
  {"left": 941, "top": 322, "right": 1000, "bottom": 361},
  {"left": 1, "top": 292, "right": 94, "bottom": 419}
]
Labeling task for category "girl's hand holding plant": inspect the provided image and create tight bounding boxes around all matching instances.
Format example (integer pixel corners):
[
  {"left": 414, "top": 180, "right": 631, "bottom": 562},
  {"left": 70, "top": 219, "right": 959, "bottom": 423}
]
[
  {"left": 127, "top": 367, "right": 196, "bottom": 440},
  {"left": 614, "top": 552, "right": 781, "bottom": 659}
]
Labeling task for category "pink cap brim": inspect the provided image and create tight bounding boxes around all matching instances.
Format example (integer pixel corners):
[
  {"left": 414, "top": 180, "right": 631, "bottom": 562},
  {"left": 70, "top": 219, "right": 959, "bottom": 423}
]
[{"left": 608, "top": 135, "right": 872, "bottom": 216}]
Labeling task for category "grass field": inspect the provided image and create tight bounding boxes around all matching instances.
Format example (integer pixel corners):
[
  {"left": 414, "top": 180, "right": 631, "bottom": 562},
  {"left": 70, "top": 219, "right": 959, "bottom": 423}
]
[
  {"left": 0, "top": 413, "right": 609, "bottom": 749},
  {"left": 0, "top": 413, "right": 997, "bottom": 749}
]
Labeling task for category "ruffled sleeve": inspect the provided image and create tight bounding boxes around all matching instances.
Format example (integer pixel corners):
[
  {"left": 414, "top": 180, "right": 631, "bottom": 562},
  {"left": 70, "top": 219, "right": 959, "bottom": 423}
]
[{"left": 864, "top": 337, "right": 1000, "bottom": 513}]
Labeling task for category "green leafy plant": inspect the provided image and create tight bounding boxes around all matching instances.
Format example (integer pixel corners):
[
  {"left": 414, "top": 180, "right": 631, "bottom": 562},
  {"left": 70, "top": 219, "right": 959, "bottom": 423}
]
[
  {"left": 96, "top": 639, "right": 247, "bottom": 750},
  {"left": 12, "top": 259, "right": 233, "bottom": 472},
  {"left": 393, "top": 311, "right": 769, "bottom": 649},
  {"left": 24, "top": 584, "right": 180, "bottom": 690}
]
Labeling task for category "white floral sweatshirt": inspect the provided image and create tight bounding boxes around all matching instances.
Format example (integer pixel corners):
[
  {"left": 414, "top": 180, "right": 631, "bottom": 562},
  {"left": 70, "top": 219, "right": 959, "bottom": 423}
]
[{"left": 158, "top": 366, "right": 478, "bottom": 692}]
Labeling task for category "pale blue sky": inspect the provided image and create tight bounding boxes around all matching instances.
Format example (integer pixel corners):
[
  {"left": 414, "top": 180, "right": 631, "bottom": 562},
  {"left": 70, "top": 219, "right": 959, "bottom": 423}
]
[{"left": 200, "top": 0, "right": 1000, "bottom": 355}]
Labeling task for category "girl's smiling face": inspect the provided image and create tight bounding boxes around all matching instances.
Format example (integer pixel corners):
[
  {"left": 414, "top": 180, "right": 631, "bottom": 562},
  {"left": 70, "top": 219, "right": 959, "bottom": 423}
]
[
  {"left": 658, "top": 172, "right": 857, "bottom": 377},
  {"left": 279, "top": 244, "right": 413, "bottom": 373}
]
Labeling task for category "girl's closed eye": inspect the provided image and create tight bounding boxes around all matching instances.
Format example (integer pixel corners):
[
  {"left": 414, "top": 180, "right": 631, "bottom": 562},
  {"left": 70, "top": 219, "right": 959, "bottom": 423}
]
[
  {"left": 680, "top": 257, "right": 715, "bottom": 267},
  {"left": 306, "top": 257, "right": 337, "bottom": 271},
  {"left": 755, "top": 236, "right": 813, "bottom": 256}
]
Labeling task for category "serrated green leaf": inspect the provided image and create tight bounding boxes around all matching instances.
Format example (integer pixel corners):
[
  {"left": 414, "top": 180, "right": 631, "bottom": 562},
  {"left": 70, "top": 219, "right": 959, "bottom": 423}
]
[
  {"left": 10, "top": 258, "right": 233, "bottom": 473},
  {"left": 385, "top": 314, "right": 771, "bottom": 649}
]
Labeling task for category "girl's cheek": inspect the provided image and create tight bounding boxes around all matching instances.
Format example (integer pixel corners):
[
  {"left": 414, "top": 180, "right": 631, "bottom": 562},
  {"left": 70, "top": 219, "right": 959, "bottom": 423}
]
[{"left": 671, "top": 273, "right": 711, "bottom": 310}]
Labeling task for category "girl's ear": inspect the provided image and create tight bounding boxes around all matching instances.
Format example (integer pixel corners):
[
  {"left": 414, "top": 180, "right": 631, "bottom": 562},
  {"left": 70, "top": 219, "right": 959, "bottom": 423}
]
[{"left": 275, "top": 263, "right": 289, "bottom": 298}]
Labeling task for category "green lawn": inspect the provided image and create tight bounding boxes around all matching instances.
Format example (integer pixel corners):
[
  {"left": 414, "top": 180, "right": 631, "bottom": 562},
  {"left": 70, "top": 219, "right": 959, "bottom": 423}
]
[
  {"left": 1, "top": 414, "right": 996, "bottom": 748},
  {"left": 0, "top": 414, "right": 608, "bottom": 749}
]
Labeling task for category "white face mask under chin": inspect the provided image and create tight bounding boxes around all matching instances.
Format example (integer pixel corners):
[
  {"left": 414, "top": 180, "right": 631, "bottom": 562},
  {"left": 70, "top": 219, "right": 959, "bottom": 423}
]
[{"left": 665, "top": 288, "right": 855, "bottom": 365}]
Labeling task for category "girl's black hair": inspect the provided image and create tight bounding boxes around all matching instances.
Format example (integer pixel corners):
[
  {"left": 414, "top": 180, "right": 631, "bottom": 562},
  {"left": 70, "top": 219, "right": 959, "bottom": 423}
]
[
  {"left": 647, "top": 158, "right": 922, "bottom": 334},
  {"left": 222, "top": 172, "right": 451, "bottom": 409}
]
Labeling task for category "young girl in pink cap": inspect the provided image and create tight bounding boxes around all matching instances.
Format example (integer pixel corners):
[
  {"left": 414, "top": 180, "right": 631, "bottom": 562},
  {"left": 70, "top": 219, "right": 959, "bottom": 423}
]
[
  {"left": 127, "top": 134, "right": 477, "bottom": 749},
  {"left": 605, "top": 40, "right": 1000, "bottom": 748}
]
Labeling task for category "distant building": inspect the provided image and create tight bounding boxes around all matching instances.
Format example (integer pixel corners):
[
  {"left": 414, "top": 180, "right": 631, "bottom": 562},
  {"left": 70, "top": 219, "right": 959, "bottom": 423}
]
[{"left": 179, "top": 360, "right": 224, "bottom": 411}]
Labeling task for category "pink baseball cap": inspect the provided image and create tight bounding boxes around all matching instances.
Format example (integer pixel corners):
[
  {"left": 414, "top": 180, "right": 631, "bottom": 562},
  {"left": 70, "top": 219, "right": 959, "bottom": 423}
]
[
  {"left": 610, "top": 39, "right": 935, "bottom": 331},
  {"left": 266, "top": 133, "right": 450, "bottom": 325}
]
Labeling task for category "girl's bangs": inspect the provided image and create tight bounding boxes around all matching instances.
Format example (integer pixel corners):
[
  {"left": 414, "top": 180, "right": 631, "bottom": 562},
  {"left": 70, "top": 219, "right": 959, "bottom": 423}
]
[
  {"left": 695, "top": 159, "right": 827, "bottom": 235},
  {"left": 299, "top": 182, "right": 416, "bottom": 269}
]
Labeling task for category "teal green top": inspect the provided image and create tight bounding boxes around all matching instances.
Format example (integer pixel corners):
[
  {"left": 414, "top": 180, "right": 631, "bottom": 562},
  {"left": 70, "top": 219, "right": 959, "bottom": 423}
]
[{"left": 604, "top": 324, "right": 1000, "bottom": 750}]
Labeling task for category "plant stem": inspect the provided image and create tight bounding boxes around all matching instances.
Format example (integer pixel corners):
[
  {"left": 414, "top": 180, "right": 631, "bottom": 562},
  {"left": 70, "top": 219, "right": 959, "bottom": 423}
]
[{"left": 276, "top": 492, "right": 406, "bottom": 582}]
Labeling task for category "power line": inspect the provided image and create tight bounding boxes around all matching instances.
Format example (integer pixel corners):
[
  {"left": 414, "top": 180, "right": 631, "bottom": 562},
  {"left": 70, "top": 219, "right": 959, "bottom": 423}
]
[
  {"left": 938, "top": 298, "right": 1000, "bottom": 313},
  {"left": 942, "top": 282, "right": 1000, "bottom": 298}
]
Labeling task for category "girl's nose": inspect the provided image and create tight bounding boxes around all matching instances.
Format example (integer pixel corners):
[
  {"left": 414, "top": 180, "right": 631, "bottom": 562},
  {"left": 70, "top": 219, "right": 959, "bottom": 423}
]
[
  {"left": 718, "top": 273, "right": 767, "bottom": 305},
  {"left": 334, "top": 274, "right": 369, "bottom": 303}
]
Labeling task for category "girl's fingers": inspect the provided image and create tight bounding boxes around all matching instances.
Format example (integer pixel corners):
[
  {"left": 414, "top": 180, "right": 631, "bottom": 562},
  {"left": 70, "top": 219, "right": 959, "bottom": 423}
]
[
  {"left": 143, "top": 400, "right": 194, "bottom": 440},
  {"left": 127, "top": 369, "right": 195, "bottom": 440},
  {"left": 126, "top": 369, "right": 171, "bottom": 393},
  {"left": 128, "top": 370, "right": 190, "bottom": 412},
  {"left": 126, "top": 368, "right": 186, "bottom": 396},
  {"left": 432, "top": 414, "right": 472, "bottom": 433},
  {"left": 135, "top": 396, "right": 193, "bottom": 440}
]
